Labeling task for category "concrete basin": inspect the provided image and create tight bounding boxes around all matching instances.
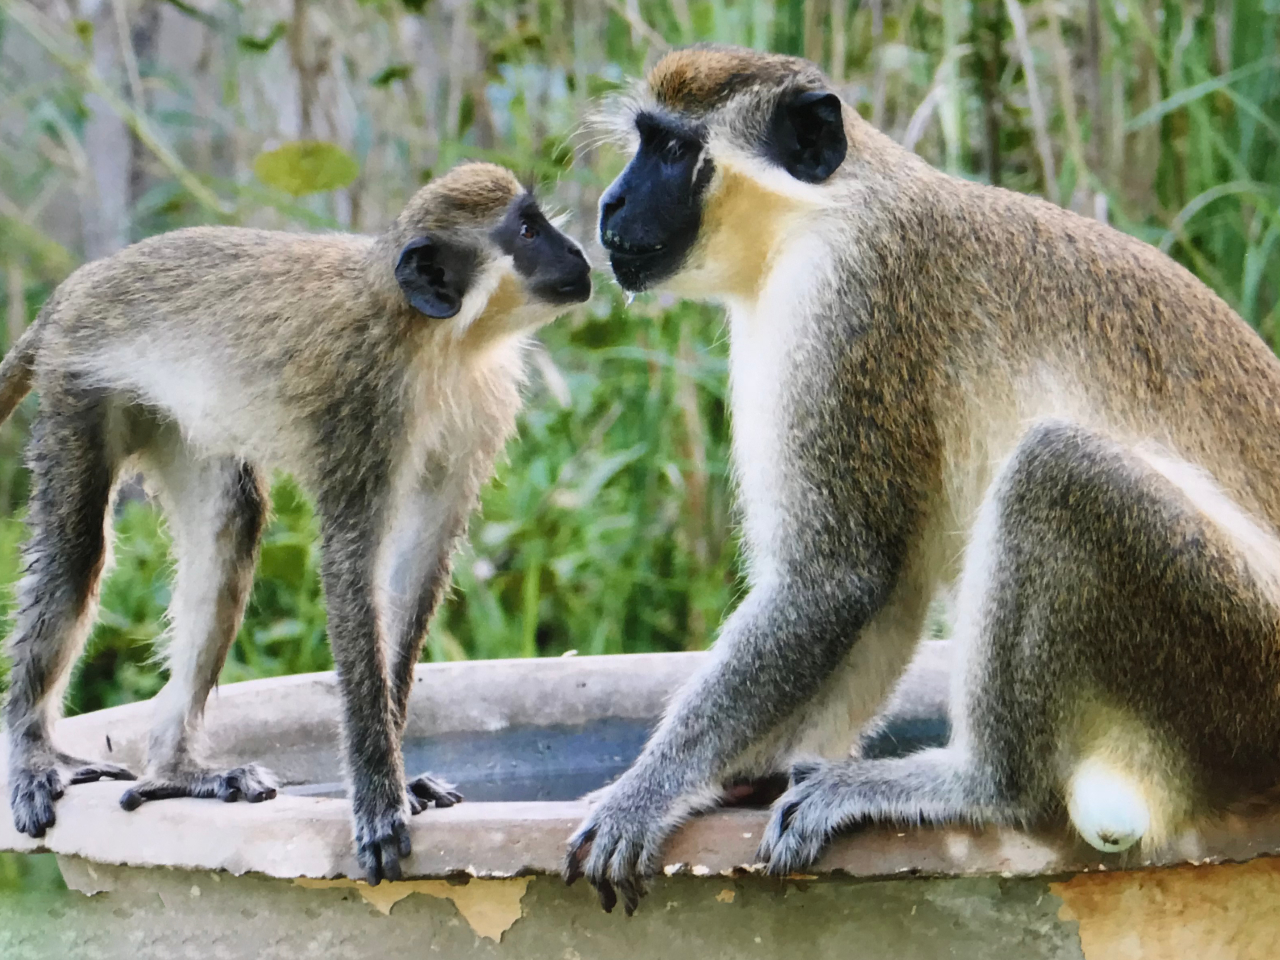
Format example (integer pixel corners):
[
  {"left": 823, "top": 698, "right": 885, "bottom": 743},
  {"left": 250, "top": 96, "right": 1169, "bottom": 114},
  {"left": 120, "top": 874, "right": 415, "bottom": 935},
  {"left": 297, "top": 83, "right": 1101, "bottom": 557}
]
[{"left": 2, "top": 643, "right": 1279, "bottom": 959}]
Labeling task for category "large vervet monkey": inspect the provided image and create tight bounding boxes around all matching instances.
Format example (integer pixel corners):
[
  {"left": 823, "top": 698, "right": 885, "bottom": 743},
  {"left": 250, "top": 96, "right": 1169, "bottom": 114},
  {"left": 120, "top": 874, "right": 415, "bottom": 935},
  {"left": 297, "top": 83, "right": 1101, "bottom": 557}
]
[
  {"left": 0, "top": 163, "right": 591, "bottom": 884},
  {"left": 565, "top": 44, "right": 1280, "bottom": 914}
]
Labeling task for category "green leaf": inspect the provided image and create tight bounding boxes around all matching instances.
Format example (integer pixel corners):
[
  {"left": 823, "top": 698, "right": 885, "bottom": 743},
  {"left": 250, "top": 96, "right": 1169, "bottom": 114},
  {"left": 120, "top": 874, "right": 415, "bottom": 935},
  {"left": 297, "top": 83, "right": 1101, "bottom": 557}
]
[
  {"left": 252, "top": 141, "right": 360, "bottom": 196},
  {"left": 1126, "top": 57, "right": 1280, "bottom": 132},
  {"left": 238, "top": 22, "right": 287, "bottom": 54},
  {"left": 371, "top": 63, "right": 413, "bottom": 87}
]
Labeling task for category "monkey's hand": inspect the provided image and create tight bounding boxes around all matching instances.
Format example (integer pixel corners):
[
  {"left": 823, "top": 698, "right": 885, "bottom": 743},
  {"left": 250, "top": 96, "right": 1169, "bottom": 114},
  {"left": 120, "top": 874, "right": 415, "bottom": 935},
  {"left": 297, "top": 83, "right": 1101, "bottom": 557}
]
[
  {"left": 563, "top": 768, "right": 690, "bottom": 916},
  {"left": 757, "top": 760, "right": 858, "bottom": 875},
  {"left": 353, "top": 786, "right": 414, "bottom": 886},
  {"left": 9, "top": 754, "right": 136, "bottom": 838}
]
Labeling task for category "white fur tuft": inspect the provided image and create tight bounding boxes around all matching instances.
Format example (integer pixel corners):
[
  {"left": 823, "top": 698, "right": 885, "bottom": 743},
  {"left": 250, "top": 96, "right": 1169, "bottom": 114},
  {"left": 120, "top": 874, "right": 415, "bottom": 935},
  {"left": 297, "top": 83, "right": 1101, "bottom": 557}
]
[{"left": 1067, "top": 756, "right": 1150, "bottom": 853}]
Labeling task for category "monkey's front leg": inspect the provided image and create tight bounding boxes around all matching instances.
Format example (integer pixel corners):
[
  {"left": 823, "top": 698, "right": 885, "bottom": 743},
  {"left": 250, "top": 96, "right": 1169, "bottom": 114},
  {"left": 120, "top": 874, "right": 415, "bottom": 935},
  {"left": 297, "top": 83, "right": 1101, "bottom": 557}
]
[
  {"left": 564, "top": 574, "right": 881, "bottom": 914},
  {"left": 322, "top": 512, "right": 413, "bottom": 885}
]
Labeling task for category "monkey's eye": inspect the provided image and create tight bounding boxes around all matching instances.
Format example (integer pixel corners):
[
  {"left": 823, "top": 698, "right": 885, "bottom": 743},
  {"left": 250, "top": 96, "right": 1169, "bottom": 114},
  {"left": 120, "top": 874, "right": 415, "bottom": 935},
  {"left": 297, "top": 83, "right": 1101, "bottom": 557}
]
[
  {"left": 663, "top": 138, "right": 691, "bottom": 163},
  {"left": 519, "top": 220, "right": 539, "bottom": 241}
]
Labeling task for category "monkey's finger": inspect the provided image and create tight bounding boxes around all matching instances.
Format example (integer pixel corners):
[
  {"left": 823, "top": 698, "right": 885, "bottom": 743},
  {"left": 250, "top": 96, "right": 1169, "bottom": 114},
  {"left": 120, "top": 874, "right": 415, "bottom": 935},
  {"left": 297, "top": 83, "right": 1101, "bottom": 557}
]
[
  {"left": 563, "top": 828, "right": 596, "bottom": 885},
  {"left": 618, "top": 877, "right": 644, "bottom": 917},
  {"left": 594, "top": 879, "right": 618, "bottom": 913},
  {"left": 358, "top": 842, "right": 384, "bottom": 886},
  {"left": 69, "top": 763, "right": 137, "bottom": 785},
  {"left": 379, "top": 839, "right": 404, "bottom": 883}
]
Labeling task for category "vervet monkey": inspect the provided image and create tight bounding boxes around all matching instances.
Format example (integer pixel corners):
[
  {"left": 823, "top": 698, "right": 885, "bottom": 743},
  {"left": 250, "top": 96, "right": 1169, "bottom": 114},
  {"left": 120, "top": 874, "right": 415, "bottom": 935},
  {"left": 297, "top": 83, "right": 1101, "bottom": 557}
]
[
  {"left": 1, "top": 162, "right": 591, "bottom": 884},
  {"left": 566, "top": 44, "right": 1280, "bottom": 914}
]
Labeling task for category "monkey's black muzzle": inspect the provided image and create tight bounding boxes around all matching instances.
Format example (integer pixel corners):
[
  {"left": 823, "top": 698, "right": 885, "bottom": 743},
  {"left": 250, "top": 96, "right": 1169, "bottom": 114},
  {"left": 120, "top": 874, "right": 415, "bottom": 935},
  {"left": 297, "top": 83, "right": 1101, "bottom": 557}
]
[
  {"left": 599, "top": 113, "right": 712, "bottom": 292},
  {"left": 531, "top": 245, "right": 593, "bottom": 306}
]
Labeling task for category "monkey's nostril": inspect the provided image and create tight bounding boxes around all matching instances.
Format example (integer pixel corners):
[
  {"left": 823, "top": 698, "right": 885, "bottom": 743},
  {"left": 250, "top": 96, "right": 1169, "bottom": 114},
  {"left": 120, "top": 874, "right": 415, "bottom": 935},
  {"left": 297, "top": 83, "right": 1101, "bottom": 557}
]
[{"left": 601, "top": 195, "right": 626, "bottom": 225}]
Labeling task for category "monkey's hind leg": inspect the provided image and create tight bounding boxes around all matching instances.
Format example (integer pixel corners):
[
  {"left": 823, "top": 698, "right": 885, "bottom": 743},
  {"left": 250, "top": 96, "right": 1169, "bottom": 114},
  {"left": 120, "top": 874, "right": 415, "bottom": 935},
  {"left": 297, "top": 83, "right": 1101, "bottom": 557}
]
[
  {"left": 120, "top": 446, "right": 276, "bottom": 811},
  {"left": 760, "top": 420, "right": 1280, "bottom": 874},
  {"left": 4, "top": 393, "right": 136, "bottom": 838}
]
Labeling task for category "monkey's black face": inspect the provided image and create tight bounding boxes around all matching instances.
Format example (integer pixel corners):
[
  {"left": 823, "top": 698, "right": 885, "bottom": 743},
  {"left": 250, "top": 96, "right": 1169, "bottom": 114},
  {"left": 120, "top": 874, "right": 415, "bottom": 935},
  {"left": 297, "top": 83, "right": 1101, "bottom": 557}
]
[
  {"left": 599, "top": 113, "right": 712, "bottom": 292},
  {"left": 599, "top": 89, "right": 848, "bottom": 292},
  {"left": 395, "top": 196, "right": 590, "bottom": 321},
  {"left": 493, "top": 196, "right": 593, "bottom": 306}
]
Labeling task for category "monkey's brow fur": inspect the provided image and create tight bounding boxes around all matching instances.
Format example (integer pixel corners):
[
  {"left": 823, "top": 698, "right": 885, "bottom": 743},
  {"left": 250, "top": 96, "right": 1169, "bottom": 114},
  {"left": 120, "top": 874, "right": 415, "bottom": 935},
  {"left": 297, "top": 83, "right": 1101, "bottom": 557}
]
[
  {"left": 647, "top": 44, "right": 826, "bottom": 112},
  {"left": 397, "top": 162, "right": 525, "bottom": 233}
]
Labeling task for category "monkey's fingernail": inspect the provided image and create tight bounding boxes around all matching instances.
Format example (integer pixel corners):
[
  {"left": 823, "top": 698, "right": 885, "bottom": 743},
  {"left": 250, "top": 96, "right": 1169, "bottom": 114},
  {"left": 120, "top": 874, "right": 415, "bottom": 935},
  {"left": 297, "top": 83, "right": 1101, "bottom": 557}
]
[{"left": 120, "top": 790, "right": 142, "bottom": 812}]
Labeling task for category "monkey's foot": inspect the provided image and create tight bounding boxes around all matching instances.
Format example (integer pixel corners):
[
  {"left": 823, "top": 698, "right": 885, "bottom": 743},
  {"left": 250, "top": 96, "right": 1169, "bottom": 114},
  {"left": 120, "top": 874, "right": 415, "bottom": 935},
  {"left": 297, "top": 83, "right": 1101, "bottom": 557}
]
[
  {"left": 564, "top": 772, "right": 681, "bottom": 916},
  {"left": 119, "top": 763, "right": 278, "bottom": 811},
  {"left": 406, "top": 773, "right": 462, "bottom": 815},
  {"left": 757, "top": 760, "right": 863, "bottom": 876},
  {"left": 9, "top": 756, "right": 136, "bottom": 838},
  {"left": 354, "top": 803, "right": 412, "bottom": 886}
]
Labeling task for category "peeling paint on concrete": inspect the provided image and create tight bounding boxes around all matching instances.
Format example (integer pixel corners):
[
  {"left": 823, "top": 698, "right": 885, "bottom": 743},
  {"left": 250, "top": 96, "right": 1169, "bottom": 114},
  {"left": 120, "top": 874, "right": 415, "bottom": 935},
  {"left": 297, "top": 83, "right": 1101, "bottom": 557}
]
[
  {"left": 1051, "top": 857, "right": 1280, "bottom": 960},
  {"left": 0, "top": 867, "right": 1085, "bottom": 959},
  {"left": 294, "top": 875, "right": 531, "bottom": 941}
]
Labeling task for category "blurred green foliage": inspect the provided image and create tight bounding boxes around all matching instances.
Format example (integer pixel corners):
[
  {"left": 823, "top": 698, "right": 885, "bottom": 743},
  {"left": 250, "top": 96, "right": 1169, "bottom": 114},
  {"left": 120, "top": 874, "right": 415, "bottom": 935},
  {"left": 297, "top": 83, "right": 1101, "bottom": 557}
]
[{"left": 1, "top": 0, "right": 1279, "bottom": 891}]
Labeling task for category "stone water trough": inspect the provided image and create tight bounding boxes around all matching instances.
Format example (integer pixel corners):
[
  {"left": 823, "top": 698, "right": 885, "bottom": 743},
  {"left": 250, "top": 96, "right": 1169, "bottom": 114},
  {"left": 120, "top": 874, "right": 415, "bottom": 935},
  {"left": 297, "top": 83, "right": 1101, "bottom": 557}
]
[{"left": 3, "top": 642, "right": 1280, "bottom": 959}]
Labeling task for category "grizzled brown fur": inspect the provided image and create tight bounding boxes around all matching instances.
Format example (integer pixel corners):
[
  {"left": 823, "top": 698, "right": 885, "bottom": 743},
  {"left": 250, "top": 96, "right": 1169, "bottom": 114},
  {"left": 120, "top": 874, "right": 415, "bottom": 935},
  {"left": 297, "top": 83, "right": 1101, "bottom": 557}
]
[{"left": 648, "top": 46, "right": 826, "bottom": 113}]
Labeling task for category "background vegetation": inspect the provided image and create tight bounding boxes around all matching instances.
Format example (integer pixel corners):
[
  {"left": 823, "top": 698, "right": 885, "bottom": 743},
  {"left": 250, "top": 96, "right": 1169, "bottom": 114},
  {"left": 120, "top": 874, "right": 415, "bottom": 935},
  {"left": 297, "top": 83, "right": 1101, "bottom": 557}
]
[{"left": 0, "top": 0, "right": 1277, "bottom": 889}]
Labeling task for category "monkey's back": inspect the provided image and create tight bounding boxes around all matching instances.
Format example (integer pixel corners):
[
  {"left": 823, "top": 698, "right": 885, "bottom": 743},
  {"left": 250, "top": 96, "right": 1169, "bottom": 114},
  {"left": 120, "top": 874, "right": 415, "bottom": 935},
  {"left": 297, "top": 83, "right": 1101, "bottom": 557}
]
[
  {"left": 906, "top": 172, "right": 1280, "bottom": 534},
  {"left": 29, "top": 226, "right": 405, "bottom": 473}
]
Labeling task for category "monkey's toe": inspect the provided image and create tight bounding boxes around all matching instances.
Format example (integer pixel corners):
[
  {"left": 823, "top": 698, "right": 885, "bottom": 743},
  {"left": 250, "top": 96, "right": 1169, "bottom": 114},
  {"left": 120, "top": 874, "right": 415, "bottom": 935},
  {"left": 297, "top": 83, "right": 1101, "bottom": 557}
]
[
  {"left": 119, "top": 763, "right": 278, "bottom": 811},
  {"left": 9, "top": 767, "right": 65, "bottom": 838},
  {"left": 406, "top": 773, "right": 462, "bottom": 815},
  {"left": 67, "top": 762, "right": 137, "bottom": 785},
  {"left": 215, "top": 764, "right": 279, "bottom": 803}
]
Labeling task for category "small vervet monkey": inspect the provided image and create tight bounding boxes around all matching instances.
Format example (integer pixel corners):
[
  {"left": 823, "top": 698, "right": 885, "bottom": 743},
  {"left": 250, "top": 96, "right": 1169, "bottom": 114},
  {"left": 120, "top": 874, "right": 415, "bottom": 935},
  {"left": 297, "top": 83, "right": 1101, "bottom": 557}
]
[
  {"left": 0, "top": 162, "right": 591, "bottom": 884},
  {"left": 566, "top": 44, "right": 1280, "bottom": 913}
]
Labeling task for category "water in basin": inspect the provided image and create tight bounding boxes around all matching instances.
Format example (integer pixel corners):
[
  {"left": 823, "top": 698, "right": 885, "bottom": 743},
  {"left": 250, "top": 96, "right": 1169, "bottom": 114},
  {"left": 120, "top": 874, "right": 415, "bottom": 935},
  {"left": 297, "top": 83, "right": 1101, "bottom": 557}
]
[{"left": 281, "top": 714, "right": 950, "bottom": 802}]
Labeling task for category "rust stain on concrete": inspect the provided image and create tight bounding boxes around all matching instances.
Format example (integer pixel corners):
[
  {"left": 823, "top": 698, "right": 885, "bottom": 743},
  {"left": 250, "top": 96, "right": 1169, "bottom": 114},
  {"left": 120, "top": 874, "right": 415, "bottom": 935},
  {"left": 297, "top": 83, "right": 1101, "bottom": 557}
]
[
  {"left": 1051, "top": 858, "right": 1280, "bottom": 960},
  {"left": 295, "top": 876, "right": 531, "bottom": 941}
]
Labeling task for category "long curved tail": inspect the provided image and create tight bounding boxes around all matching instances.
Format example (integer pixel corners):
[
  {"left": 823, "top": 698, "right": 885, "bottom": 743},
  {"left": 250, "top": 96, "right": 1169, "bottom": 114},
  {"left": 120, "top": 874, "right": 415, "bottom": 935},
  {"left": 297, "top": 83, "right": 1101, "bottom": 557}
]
[{"left": 0, "top": 313, "right": 43, "bottom": 426}]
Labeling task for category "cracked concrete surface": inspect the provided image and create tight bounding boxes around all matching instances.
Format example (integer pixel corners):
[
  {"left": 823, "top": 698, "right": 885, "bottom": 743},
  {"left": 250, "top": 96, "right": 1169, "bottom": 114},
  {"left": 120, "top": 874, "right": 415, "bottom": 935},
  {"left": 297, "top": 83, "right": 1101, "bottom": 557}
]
[{"left": 2, "top": 651, "right": 1279, "bottom": 958}]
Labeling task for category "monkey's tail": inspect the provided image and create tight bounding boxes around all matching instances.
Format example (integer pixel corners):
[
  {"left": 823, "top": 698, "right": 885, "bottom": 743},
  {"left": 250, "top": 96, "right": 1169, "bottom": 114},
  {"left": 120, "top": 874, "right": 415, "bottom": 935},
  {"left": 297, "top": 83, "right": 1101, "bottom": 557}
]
[{"left": 0, "top": 314, "right": 42, "bottom": 426}]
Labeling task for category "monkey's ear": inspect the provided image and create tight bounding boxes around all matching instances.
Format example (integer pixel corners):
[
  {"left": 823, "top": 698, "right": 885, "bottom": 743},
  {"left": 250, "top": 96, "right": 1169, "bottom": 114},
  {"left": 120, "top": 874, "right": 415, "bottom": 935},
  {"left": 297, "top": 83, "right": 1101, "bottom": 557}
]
[
  {"left": 769, "top": 89, "right": 847, "bottom": 184},
  {"left": 395, "top": 237, "right": 475, "bottom": 319}
]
